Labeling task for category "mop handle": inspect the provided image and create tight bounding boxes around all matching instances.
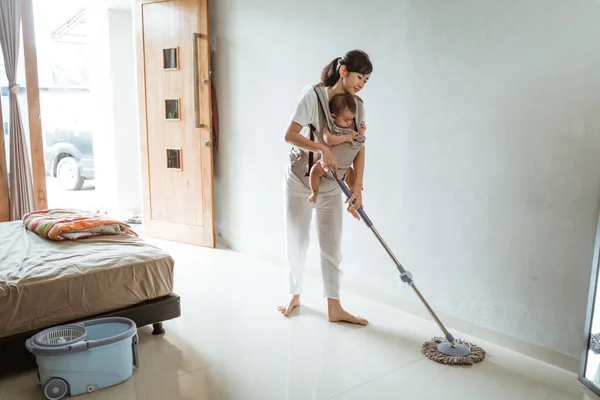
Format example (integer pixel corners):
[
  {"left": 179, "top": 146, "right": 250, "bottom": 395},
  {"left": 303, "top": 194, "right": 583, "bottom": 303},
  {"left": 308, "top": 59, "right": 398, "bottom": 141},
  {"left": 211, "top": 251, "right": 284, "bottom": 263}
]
[
  {"left": 329, "top": 171, "right": 373, "bottom": 228},
  {"left": 329, "top": 170, "right": 456, "bottom": 344}
]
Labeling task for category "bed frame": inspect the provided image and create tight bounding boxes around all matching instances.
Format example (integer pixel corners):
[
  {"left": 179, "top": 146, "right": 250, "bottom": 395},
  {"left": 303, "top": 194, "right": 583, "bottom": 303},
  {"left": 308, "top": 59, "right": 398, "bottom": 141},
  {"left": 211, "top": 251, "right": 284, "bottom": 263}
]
[{"left": 0, "top": 293, "right": 181, "bottom": 376}]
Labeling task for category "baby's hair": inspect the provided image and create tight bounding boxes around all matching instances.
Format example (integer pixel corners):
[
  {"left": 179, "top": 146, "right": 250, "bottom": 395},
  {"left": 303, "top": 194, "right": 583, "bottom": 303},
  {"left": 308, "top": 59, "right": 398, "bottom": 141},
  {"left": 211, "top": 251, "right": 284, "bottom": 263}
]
[{"left": 329, "top": 93, "right": 357, "bottom": 116}]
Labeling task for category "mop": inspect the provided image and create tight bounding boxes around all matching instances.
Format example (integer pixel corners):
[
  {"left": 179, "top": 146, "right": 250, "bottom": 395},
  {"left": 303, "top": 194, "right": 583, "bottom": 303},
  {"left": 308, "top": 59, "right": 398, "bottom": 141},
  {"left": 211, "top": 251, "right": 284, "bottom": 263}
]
[
  {"left": 330, "top": 171, "right": 486, "bottom": 366},
  {"left": 590, "top": 333, "right": 600, "bottom": 354}
]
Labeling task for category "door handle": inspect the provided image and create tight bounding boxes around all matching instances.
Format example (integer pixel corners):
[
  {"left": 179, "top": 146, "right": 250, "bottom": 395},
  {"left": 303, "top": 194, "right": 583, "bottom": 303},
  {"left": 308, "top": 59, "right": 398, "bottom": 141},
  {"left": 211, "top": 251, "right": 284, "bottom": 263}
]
[{"left": 193, "top": 33, "right": 202, "bottom": 128}]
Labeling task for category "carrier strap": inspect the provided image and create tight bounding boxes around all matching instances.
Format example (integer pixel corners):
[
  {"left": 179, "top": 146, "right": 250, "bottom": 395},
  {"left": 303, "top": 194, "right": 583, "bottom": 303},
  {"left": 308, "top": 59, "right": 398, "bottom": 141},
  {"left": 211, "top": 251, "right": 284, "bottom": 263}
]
[
  {"left": 306, "top": 124, "right": 315, "bottom": 176},
  {"left": 305, "top": 86, "right": 331, "bottom": 176}
]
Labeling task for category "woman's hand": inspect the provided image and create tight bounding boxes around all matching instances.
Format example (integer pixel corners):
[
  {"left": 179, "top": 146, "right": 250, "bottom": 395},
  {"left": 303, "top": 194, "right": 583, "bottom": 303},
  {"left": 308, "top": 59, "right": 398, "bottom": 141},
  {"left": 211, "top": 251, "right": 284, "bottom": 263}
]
[
  {"left": 320, "top": 145, "right": 339, "bottom": 178},
  {"left": 345, "top": 183, "right": 363, "bottom": 220},
  {"left": 359, "top": 121, "right": 366, "bottom": 136}
]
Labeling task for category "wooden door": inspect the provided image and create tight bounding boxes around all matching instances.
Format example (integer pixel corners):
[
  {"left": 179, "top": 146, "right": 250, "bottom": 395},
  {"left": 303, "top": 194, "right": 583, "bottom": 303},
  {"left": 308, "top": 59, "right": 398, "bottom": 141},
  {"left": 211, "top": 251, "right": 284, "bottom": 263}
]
[{"left": 134, "top": 0, "right": 214, "bottom": 247}]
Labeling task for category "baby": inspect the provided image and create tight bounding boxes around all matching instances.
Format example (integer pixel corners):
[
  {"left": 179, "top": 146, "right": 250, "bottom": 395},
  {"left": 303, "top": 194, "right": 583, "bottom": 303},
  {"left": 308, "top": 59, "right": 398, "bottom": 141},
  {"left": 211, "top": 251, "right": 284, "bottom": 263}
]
[{"left": 308, "top": 93, "right": 365, "bottom": 203}]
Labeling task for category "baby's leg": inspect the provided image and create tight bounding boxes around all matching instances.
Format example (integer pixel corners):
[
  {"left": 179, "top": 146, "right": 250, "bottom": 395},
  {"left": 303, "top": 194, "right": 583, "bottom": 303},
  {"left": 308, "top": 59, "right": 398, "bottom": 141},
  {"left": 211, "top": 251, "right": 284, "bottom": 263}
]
[{"left": 308, "top": 163, "right": 324, "bottom": 203}]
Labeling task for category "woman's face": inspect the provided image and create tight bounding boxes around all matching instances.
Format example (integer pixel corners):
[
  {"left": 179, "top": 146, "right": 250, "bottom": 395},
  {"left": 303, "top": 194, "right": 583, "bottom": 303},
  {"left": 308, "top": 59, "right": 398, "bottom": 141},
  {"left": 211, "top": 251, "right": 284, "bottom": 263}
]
[{"left": 341, "top": 67, "right": 371, "bottom": 95}]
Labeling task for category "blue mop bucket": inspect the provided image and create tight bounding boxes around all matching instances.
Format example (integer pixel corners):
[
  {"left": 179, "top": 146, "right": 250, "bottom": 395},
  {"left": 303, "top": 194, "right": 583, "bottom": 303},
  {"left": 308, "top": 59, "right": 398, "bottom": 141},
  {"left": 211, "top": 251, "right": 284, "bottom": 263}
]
[{"left": 26, "top": 317, "right": 139, "bottom": 400}]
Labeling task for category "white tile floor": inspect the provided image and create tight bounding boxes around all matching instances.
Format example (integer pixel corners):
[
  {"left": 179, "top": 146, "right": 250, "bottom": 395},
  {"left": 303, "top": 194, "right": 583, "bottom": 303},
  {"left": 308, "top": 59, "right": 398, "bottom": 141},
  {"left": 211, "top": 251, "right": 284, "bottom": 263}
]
[{"left": 0, "top": 237, "right": 598, "bottom": 400}]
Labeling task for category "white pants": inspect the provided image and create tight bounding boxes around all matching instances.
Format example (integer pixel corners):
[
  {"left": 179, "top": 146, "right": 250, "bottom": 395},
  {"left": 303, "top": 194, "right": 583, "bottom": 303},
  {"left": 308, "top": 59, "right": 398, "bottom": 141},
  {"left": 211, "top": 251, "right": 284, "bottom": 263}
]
[{"left": 285, "top": 193, "right": 343, "bottom": 299}]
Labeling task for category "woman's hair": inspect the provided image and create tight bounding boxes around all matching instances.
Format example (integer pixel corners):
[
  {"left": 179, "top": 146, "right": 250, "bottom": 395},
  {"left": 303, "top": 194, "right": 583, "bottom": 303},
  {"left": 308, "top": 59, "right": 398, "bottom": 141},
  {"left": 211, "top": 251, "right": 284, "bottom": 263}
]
[
  {"left": 329, "top": 93, "right": 357, "bottom": 116},
  {"left": 321, "top": 49, "right": 373, "bottom": 87}
]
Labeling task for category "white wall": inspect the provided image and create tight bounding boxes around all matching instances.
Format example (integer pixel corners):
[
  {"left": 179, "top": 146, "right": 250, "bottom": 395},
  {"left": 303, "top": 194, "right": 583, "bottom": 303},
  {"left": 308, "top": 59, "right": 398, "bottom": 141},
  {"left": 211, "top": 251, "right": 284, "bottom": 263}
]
[
  {"left": 210, "top": 0, "right": 600, "bottom": 368},
  {"left": 88, "top": 5, "right": 141, "bottom": 217},
  {"left": 107, "top": 9, "right": 141, "bottom": 216}
]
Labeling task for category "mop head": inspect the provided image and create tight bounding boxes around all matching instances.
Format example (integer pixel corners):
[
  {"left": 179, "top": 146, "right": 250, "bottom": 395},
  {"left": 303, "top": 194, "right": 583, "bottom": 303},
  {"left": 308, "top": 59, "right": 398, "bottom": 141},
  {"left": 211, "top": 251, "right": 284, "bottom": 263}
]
[
  {"left": 590, "top": 333, "right": 600, "bottom": 354},
  {"left": 422, "top": 337, "right": 486, "bottom": 366}
]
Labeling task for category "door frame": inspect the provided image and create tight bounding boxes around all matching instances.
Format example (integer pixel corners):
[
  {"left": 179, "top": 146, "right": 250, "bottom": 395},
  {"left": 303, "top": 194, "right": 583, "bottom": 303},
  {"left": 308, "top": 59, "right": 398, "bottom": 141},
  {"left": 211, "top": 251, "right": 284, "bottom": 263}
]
[{"left": 133, "top": 0, "right": 215, "bottom": 246}]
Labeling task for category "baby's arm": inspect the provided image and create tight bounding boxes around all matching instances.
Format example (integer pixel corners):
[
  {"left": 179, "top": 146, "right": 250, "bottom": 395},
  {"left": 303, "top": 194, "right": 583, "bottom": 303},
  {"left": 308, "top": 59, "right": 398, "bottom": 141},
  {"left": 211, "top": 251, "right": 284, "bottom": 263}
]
[{"left": 323, "top": 126, "right": 359, "bottom": 145}]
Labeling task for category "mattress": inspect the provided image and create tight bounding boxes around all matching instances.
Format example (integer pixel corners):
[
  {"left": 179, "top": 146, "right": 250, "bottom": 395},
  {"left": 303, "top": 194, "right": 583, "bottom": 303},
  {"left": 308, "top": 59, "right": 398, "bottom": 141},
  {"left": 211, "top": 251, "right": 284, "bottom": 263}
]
[{"left": 0, "top": 221, "right": 175, "bottom": 339}]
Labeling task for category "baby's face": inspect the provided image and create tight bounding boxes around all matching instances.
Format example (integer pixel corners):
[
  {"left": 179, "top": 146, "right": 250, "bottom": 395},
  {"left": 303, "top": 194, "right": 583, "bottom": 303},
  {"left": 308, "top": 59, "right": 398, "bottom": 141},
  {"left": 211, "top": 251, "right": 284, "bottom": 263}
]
[{"left": 332, "top": 109, "right": 355, "bottom": 129}]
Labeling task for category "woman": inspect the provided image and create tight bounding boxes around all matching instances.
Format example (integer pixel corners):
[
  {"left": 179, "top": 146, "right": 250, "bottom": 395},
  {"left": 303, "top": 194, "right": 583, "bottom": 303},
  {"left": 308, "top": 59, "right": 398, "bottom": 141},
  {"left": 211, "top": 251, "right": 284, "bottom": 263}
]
[{"left": 278, "top": 50, "right": 373, "bottom": 325}]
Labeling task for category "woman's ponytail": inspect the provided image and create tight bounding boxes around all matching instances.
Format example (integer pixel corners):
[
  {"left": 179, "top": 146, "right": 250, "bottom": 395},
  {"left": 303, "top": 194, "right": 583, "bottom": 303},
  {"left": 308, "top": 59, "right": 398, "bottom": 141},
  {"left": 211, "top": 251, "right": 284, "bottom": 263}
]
[{"left": 321, "top": 57, "right": 342, "bottom": 87}]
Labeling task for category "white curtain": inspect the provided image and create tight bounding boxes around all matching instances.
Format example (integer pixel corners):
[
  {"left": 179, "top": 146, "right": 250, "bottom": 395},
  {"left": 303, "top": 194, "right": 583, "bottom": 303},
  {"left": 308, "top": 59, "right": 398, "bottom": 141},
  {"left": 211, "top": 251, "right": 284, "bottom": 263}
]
[{"left": 0, "top": 0, "right": 36, "bottom": 220}]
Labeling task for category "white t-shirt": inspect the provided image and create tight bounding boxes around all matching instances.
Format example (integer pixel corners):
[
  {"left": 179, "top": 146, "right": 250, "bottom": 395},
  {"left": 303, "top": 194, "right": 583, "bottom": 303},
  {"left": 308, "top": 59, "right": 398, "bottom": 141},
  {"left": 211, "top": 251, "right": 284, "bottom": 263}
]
[
  {"left": 291, "top": 84, "right": 328, "bottom": 140},
  {"left": 283, "top": 84, "right": 366, "bottom": 197}
]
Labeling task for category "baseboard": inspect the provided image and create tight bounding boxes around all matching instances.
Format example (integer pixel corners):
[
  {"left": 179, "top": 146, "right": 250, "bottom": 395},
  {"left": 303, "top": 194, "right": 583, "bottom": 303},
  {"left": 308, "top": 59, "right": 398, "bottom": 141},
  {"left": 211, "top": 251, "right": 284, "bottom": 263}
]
[
  {"left": 215, "top": 228, "right": 580, "bottom": 374},
  {"left": 337, "top": 277, "right": 580, "bottom": 374}
]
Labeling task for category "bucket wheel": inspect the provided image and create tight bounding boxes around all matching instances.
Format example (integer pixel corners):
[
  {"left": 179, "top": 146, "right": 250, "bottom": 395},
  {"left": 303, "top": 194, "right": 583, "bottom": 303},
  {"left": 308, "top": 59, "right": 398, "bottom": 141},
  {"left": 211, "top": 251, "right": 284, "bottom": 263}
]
[{"left": 43, "top": 377, "right": 69, "bottom": 400}]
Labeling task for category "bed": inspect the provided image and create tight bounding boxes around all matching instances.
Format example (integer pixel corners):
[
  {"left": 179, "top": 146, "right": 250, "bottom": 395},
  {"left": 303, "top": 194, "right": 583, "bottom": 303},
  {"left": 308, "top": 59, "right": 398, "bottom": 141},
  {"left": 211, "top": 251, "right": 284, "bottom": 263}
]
[{"left": 0, "top": 220, "right": 181, "bottom": 375}]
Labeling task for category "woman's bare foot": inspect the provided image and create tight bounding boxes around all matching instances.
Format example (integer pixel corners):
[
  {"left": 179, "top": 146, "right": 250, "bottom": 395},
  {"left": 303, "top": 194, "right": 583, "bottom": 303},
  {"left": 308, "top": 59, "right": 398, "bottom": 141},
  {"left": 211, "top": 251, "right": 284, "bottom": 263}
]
[
  {"left": 278, "top": 294, "right": 300, "bottom": 316},
  {"left": 327, "top": 298, "right": 368, "bottom": 326},
  {"left": 307, "top": 192, "right": 318, "bottom": 204}
]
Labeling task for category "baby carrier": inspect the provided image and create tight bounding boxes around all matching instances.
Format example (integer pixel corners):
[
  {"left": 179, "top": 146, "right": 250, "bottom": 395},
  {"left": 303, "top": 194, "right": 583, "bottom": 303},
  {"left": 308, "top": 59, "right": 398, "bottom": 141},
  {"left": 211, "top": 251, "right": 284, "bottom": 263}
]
[{"left": 289, "top": 83, "right": 365, "bottom": 193}]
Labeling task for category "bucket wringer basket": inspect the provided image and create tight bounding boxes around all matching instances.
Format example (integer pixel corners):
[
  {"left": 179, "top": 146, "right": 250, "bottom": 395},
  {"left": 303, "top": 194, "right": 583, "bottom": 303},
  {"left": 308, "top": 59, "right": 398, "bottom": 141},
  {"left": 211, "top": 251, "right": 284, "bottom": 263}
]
[{"left": 26, "top": 317, "right": 139, "bottom": 399}]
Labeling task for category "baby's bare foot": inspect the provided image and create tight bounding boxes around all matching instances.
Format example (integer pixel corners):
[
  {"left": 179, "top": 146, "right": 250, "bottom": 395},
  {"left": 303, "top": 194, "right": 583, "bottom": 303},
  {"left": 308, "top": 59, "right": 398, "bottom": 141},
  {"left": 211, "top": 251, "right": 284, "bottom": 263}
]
[
  {"left": 277, "top": 294, "right": 300, "bottom": 316},
  {"left": 307, "top": 192, "right": 318, "bottom": 204}
]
